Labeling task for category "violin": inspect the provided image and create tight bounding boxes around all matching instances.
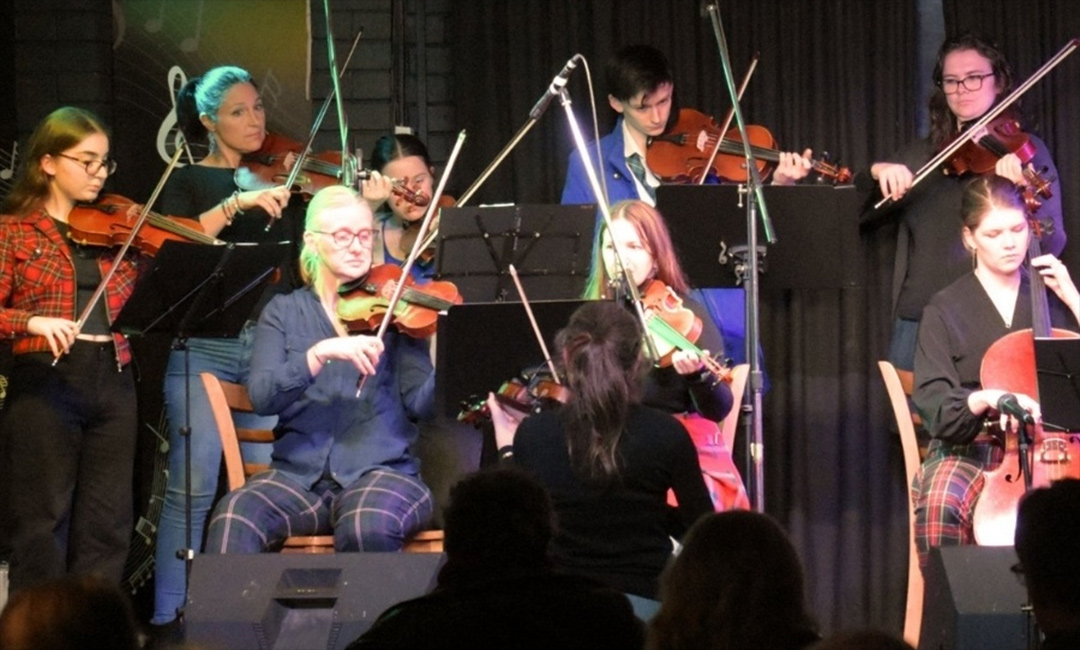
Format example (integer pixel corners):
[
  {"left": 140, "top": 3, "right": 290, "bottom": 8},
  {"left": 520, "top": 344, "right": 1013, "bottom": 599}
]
[
  {"left": 944, "top": 113, "right": 1054, "bottom": 204},
  {"left": 973, "top": 216, "right": 1080, "bottom": 544},
  {"left": 234, "top": 132, "right": 429, "bottom": 206},
  {"left": 336, "top": 263, "right": 462, "bottom": 339},
  {"left": 640, "top": 280, "right": 732, "bottom": 384},
  {"left": 647, "top": 109, "right": 852, "bottom": 185},
  {"left": 68, "top": 194, "right": 224, "bottom": 255},
  {"left": 399, "top": 195, "right": 454, "bottom": 266},
  {"left": 457, "top": 371, "right": 570, "bottom": 427}
]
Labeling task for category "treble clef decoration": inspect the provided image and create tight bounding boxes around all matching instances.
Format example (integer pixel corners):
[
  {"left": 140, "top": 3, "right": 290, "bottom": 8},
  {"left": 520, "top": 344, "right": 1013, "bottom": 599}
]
[{"left": 156, "top": 65, "right": 195, "bottom": 165}]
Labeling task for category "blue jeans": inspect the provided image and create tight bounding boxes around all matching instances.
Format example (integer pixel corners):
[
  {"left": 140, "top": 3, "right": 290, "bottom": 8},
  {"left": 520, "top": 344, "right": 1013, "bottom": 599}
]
[{"left": 152, "top": 324, "right": 275, "bottom": 624}]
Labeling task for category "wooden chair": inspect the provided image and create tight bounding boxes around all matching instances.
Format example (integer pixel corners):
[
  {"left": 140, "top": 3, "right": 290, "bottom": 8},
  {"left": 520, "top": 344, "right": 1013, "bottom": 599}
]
[
  {"left": 878, "top": 360, "right": 925, "bottom": 647},
  {"left": 720, "top": 363, "right": 751, "bottom": 452},
  {"left": 199, "top": 372, "right": 443, "bottom": 554}
]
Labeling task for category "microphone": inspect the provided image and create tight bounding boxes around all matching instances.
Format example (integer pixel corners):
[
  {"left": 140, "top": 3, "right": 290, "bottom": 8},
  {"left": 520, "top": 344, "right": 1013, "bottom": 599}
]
[
  {"left": 529, "top": 56, "right": 579, "bottom": 120},
  {"left": 997, "top": 393, "right": 1035, "bottom": 426}
]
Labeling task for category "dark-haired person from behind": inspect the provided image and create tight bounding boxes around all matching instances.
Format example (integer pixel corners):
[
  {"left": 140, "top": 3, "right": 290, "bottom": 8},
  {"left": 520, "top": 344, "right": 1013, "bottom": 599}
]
[
  {"left": 0, "top": 575, "right": 140, "bottom": 650},
  {"left": 647, "top": 511, "right": 820, "bottom": 650},
  {"left": 489, "top": 301, "right": 713, "bottom": 614},
  {"left": 1014, "top": 479, "right": 1080, "bottom": 650},
  {"left": 350, "top": 468, "right": 644, "bottom": 650}
]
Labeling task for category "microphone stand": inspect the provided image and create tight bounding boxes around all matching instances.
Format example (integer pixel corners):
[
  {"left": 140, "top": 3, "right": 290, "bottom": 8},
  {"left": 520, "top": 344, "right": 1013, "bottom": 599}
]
[
  {"left": 555, "top": 87, "right": 659, "bottom": 363},
  {"left": 704, "top": 3, "right": 776, "bottom": 511}
]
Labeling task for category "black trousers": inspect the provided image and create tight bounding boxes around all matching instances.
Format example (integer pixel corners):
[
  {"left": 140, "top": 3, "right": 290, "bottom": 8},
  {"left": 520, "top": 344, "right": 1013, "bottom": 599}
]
[{"left": 3, "top": 343, "right": 136, "bottom": 593}]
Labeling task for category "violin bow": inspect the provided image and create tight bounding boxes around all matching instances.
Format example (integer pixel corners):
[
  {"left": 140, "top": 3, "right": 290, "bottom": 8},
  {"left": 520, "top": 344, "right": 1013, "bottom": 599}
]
[
  {"left": 874, "top": 38, "right": 1078, "bottom": 210},
  {"left": 356, "top": 130, "right": 468, "bottom": 396},
  {"left": 53, "top": 144, "right": 186, "bottom": 366},
  {"left": 696, "top": 53, "right": 759, "bottom": 185},
  {"left": 262, "top": 25, "right": 365, "bottom": 231},
  {"left": 507, "top": 264, "right": 562, "bottom": 384},
  {"left": 324, "top": 0, "right": 353, "bottom": 188}
]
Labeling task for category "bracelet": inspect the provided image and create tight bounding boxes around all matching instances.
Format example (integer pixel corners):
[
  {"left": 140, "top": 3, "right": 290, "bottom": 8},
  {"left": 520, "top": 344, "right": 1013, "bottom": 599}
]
[
  {"left": 497, "top": 445, "right": 515, "bottom": 461},
  {"left": 220, "top": 197, "right": 235, "bottom": 226},
  {"left": 232, "top": 190, "right": 245, "bottom": 216}
]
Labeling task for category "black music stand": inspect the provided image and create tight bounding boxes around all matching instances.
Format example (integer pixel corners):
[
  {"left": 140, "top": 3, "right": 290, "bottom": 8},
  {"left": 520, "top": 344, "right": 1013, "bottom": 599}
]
[
  {"left": 434, "top": 204, "right": 596, "bottom": 302},
  {"left": 111, "top": 239, "right": 288, "bottom": 620},
  {"left": 435, "top": 299, "right": 593, "bottom": 420},
  {"left": 656, "top": 184, "right": 865, "bottom": 290},
  {"left": 1036, "top": 337, "right": 1080, "bottom": 432}
]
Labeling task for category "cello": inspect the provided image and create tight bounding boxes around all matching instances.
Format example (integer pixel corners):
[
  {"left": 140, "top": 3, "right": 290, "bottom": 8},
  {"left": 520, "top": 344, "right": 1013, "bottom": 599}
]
[{"left": 973, "top": 219, "right": 1080, "bottom": 545}]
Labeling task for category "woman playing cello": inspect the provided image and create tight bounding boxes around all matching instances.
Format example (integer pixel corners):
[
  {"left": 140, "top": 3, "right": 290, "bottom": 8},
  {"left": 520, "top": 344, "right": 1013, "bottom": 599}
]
[
  {"left": 911, "top": 174, "right": 1080, "bottom": 569},
  {"left": 0, "top": 107, "right": 140, "bottom": 593}
]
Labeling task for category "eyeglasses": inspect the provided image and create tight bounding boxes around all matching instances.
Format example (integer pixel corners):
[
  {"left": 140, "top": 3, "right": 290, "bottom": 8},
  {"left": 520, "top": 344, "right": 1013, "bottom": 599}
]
[
  {"left": 56, "top": 153, "right": 118, "bottom": 176},
  {"left": 312, "top": 228, "right": 376, "bottom": 248},
  {"left": 939, "top": 72, "right": 994, "bottom": 94}
]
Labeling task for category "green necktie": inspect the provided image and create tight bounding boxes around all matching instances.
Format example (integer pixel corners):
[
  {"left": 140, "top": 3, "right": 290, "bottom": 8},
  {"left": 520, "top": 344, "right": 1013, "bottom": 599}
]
[{"left": 626, "top": 153, "right": 656, "bottom": 201}]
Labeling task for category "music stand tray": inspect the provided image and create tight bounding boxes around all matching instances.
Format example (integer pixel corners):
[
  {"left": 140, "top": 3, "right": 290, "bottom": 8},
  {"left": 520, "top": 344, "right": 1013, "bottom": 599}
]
[
  {"left": 1035, "top": 337, "right": 1080, "bottom": 431},
  {"left": 434, "top": 204, "right": 596, "bottom": 303},
  {"left": 111, "top": 240, "right": 290, "bottom": 339},
  {"left": 656, "top": 184, "right": 864, "bottom": 290},
  {"left": 435, "top": 299, "right": 593, "bottom": 418}
]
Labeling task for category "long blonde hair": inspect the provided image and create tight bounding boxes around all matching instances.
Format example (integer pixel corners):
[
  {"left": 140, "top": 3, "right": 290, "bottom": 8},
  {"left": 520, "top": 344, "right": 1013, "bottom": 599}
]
[
  {"left": 2, "top": 107, "right": 109, "bottom": 217},
  {"left": 583, "top": 200, "right": 690, "bottom": 299}
]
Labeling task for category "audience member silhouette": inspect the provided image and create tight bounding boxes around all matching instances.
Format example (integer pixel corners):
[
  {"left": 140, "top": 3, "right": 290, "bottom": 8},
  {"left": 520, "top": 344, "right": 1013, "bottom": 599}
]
[
  {"left": 647, "top": 510, "right": 820, "bottom": 650},
  {"left": 0, "top": 574, "right": 139, "bottom": 650},
  {"left": 1014, "top": 478, "right": 1080, "bottom": 650},
  {"left": 350, "top": 467, "right": 644, "bottom": 649}
]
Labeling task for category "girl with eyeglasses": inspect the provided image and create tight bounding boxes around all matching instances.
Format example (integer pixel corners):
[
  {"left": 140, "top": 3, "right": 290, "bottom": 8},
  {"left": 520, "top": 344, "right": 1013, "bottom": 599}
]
[
  {"left": 862, "top": 33, "right": 1064, "bottom": 373},
  {"left": 0, "top": 107, "right": 140, "bottom": 593}
]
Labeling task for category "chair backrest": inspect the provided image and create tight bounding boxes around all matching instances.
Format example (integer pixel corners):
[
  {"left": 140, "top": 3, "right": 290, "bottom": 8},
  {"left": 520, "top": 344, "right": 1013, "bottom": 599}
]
[
  {"left": 878, "top": 360, "right": 925, "bottom": 647},
  {"left": 720, "top": 363, "right": 751, "bottom": 452},
  {"left": 199, "top": 372, "right": 275, "bottom": 492}
]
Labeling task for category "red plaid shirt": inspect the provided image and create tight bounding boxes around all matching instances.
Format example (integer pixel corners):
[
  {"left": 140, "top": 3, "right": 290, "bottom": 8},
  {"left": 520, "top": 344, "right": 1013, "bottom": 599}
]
[{"left": 0, "top": 210, "right": 140, "bottom": 366}]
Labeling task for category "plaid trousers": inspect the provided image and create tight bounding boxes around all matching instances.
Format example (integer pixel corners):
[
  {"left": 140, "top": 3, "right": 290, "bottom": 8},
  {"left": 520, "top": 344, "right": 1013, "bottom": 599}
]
[
  {"left": 205, "top": 467, "right": 433, "bottom": 553},
  {"left": 911, "top": 440, "right": 1001, "bottom": 571}
]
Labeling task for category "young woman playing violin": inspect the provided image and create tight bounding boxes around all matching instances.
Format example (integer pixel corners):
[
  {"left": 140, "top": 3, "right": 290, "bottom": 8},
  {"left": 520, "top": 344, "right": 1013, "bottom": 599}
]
[
  {"left": 0, "top": 107, "right": 140, "bottom": 593},
  {"left": 487, "top": 300, "right": 713, "bottom": 612},
  {"left": 865, "top": 32, "right": 1064, "bottom": 372},
  {"left": 152, "top": 65, "right": 300, "bottom": 629},
  {"left": 204, "top": 185, "right": 437, "bottom": 556},
  {"left": 585, "top": 199, "right": 748, "bottom": 511},
  {"left": 911, "top": 175, "right": 1080, "bottom": 571},
  {"left": 359, "top": 133, "right": 440, "bottom": 282}
]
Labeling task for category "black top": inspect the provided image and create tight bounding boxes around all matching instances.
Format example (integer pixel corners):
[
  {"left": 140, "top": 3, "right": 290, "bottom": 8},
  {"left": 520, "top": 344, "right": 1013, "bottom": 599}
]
[
  {"left": 158, "top": 164, "right": 305, "bottom": 317},
  {"left": 54, "top": 220, "right": 111, "bottom": 336},
  {"left": 350, "top": 572, "right": 644, "bottom": 650},
  {"left": 859, "top": 135, "right": 1063, "bottom": 320},
  {"left": 913, "top": 272, "right": 1078, "bottom": 444},
  {"left": 642, "top": 295, "right": 734, "bottom": 422},
  {"left": 513, "top": 405, "right": 713, "bottom": 599}
]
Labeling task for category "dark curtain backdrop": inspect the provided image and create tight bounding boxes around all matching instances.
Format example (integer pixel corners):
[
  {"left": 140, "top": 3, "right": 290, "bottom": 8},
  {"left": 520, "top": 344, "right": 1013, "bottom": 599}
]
[
  {"left": 450, "top": 0, "right": 919, "bottom": 635},
  {"left": 451, "top": 0, "right": 1080, "bottom": 635}
]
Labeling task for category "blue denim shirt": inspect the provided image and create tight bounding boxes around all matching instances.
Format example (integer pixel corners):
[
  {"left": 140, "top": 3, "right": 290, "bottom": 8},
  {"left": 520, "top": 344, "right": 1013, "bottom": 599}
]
[{"left": 247, "top": 288, "right": 436, "bottom": 488}]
